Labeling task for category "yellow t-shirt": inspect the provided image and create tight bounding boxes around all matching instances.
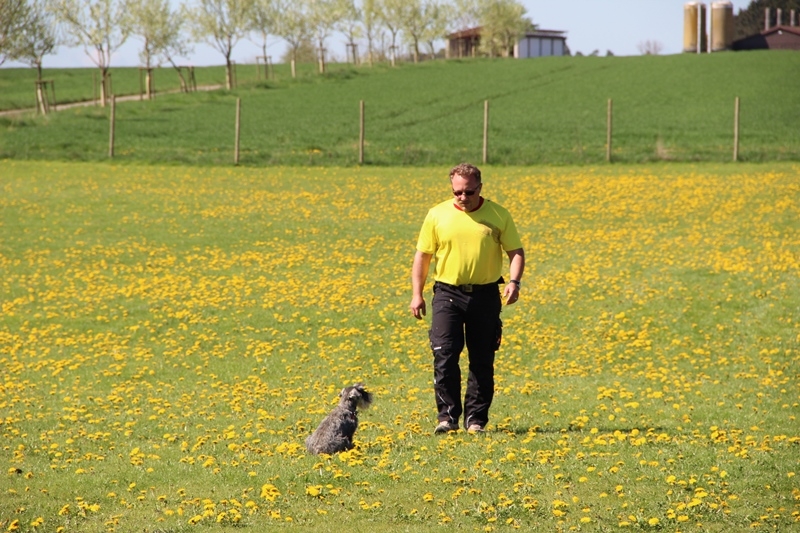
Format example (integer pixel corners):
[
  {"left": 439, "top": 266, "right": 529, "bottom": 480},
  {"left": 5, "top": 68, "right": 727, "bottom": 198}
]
[{"left": 416, "top": 198, "right": 523, "bottom": 286}]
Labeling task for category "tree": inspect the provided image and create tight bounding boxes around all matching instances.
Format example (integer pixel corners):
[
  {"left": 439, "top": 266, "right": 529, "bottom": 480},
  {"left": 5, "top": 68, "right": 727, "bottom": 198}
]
[
  {"left": 1, "top": 0, "right": 29, "bottom": 65},
  {"left": 478, "top": 0, "right": 529, "bottom": 58},
  {"left": 307, "top": 0, "right": 343, "bottom": 73},
  {"left": 378, "top": 0, "right": 407, "bottom": 66},
  {"left": 336, "top": 0, "right": 361, "bottom": 64},
  {"left": 275, "top": 0, "right": 310, "bottom": 78},
  {"left": 637, "top": 40, "right": 663, "bottom": 55},
  {"left": 128, "top": 0, "right": 192, "bottom": 95},
  {"left": 249, "top": 0, "right": 278, "bottom": 62},
  {"left": 188, "top": 0, "right": 254, "bottom": 90},
  {"left": 361, "top": 0, "right": 382, "bottom": 65},
  {"left": 420, "top": 0, "right": 449, "bottom": 59},
  {"left": 279, "top": 36, "right": 315, "bottom": 63},
  {"left": 9, "top": 0, "right": 60, "bottom": 78},
  {"left": 401, "top": 0, "right": 426, "bottom": 63},
  {"left": 450, "top": 0, "right": 480, "bottom": 31},
  {"left": 53, "top": 0, "right": 131, "bottom": 106},
  {"left": 733, "top": 0, "right": 800, "bottom": 39}
]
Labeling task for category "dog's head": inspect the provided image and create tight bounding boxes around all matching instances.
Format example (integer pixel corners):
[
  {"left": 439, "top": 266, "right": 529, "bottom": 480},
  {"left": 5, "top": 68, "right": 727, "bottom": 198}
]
[{"left": 339, "top": 382, "right": 373, "bottom": 411}]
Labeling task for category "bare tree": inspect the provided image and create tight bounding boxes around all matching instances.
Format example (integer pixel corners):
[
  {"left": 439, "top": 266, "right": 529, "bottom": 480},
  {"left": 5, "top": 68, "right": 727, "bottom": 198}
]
[
  {"left": 9, "top": 0, "right": 60, "bottom": 78},
  {"left": 53, "top": 0, "right": 131, "bottom": 106},
  {"left": 188, "top": 0, "right": 254, "bottom": 90},
  {"left": 637, "top": 40, "right": 663, "bottom": 55},
  {"left": 1, "top": 0, "right": 29, "bottom": 65},
  {"left": 275, "top": 0, "right": 310, "bottom": 78}
]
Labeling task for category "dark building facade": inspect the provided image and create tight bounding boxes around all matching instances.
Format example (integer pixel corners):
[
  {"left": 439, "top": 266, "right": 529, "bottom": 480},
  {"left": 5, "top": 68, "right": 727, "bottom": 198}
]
[{"left": 733, "top": 24, "right": 800, "bottom": 50}]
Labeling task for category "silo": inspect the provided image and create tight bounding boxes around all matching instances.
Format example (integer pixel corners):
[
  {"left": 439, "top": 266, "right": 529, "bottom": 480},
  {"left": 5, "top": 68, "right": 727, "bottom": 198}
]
[
  {"left": 711, "top": 2, "right": 734, "bottom": 51},
  {"left": 683, "top": 2, "right": 708, "bottom": 53}
]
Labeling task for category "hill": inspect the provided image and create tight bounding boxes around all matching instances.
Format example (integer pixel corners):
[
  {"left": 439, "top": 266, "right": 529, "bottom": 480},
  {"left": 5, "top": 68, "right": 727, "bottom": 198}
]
[{"left": 1, "top": 51, "right": 798, "bottom": 166}]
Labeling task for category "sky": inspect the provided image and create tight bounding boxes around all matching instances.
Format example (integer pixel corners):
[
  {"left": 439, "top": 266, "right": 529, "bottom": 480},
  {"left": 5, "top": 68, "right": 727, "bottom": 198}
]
[{"left": 4, "top": 0, "right": 756, "bottom": 69}]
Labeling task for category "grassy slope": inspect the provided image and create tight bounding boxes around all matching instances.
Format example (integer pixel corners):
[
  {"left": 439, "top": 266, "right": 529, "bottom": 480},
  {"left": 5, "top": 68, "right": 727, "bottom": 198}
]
[{"left": 1, "top": 51, "right": 798, "bottom": 165}]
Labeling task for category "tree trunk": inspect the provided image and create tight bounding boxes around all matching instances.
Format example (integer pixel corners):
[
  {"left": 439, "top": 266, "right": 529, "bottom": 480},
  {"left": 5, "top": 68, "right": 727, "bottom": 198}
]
[
  {"left": 225, "top": 59, "right": 233, "bottom": 90},
  {"left": 100, "top": 68, "right": 108, "bottom": 108},
  {"left": 169, "top": 58, "right": 188, "bottom": 92}
]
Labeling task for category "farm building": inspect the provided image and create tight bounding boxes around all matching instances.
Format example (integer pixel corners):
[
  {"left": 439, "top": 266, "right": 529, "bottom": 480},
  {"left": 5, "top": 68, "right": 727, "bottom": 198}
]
[
  {"left": 515, "top": 29, "right": 569, "bottom": 58},
  {"left": 448, "top": 27, "right": 482, "bottom": 58},
  {"left": 733, "top": 24, "right": 800, "bottom": 51},
  {"left": 447, "top": 27, "right": 569, "bottom": 58}
]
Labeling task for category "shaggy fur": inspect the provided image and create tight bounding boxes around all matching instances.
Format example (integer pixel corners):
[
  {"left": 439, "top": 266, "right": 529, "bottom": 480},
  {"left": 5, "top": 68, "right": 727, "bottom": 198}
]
[{"left": 305, "top": 383, "right": 373, "bottom": 455}]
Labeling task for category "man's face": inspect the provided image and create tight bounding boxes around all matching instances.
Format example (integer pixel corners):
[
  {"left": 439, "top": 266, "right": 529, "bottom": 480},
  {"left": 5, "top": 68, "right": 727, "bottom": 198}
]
[{"left": 451, "top": 173, "right": 482, "bottom": 212}]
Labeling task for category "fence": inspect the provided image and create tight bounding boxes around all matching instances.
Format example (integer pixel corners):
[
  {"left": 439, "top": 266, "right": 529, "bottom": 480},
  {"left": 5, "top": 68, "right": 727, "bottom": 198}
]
[
  {"left": 3, "top": 57, "right": 795, "bottom": 166},
  {"left": 102, "top": 96, "right": 747, "bottom": 165}
]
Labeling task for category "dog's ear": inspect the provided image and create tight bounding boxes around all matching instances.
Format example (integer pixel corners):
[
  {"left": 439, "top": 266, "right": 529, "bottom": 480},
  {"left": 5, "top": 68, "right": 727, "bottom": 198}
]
[
  {"left": 339, "top": 387, "right": 347, "bottom": 398},
  {"left": 347, "top": 387, "right": 361, "bottom": 399}
]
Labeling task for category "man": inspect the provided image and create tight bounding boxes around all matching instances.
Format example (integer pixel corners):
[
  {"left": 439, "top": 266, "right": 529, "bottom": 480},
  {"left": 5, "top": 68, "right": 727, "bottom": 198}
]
[{"left": 410, "top": 163, "right": 525, "bottom": 434}]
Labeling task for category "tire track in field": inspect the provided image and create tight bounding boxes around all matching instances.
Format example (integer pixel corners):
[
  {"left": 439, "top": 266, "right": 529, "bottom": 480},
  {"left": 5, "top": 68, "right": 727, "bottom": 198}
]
[{"left": 376, "top": 63, "right": 614, "bottom": 132}]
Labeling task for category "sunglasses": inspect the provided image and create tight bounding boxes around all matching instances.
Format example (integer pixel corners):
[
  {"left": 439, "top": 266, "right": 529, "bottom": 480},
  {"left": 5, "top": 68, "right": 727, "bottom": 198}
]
[{"left": 452, "top": 188, "right": 479, "bottom": 197}]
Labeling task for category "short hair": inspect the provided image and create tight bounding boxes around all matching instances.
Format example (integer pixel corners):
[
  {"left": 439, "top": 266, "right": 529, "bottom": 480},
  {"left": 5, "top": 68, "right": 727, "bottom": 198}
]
[{"left": 449, "top": 163, "right": 481, "bottom": 183}]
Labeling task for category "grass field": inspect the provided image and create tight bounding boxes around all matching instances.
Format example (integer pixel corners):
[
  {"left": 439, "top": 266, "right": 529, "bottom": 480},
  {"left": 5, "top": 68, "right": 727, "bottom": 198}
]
[
  {"left": 1, "top": 160, "right": 798, "bottom": 532},
  {"left": 0, "top": 65, "right": 235, "bottom": 110},
  {"left": 1, "top": 51, "right": 799, "bottom": 166}
]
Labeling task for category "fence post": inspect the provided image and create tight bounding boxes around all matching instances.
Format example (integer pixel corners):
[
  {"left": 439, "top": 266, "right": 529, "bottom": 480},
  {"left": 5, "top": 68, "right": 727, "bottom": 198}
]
[
  {"left": 108, "top": 95, "right": 116, "bottom": 158},
  {"left": 234, "top": 98, "right": 241, "bottom": 165},
  {"left": 733, "top": 96, "right": 740, "bottom": 162},
  {"left": 482, "top": 100, "right": 489, "bottom": 165},
  {"left": 359, "top": 100, "right": 365, "bottom": 165},
  {"left": 606, "top": 98, "right": 613, "bottom": 163}
]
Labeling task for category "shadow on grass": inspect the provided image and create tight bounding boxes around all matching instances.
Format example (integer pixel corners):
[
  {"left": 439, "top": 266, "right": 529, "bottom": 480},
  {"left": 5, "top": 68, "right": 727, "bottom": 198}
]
[{"left": 497, "top": 425, "right": 666, "bottom": 436}]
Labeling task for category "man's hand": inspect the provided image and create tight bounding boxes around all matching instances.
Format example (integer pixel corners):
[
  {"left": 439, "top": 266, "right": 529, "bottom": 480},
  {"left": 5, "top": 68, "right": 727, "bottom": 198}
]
[
  {"left": 503, "top": 283, "right": 520, "bottom": 305},
  {"left": 410, "top": 295, "right": 427, "bottom": 319}
]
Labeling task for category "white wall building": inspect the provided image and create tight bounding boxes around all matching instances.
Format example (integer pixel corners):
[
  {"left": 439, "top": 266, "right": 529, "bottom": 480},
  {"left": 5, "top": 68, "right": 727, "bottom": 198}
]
[{"left": 515, "top": 30, "right": 569, "bottom": 58}]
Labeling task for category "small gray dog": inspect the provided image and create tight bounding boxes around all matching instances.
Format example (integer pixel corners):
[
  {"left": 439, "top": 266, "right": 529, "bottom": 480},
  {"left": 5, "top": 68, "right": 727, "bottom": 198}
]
[{"left": 305, "top": 383, "right": 373, "bottom": 455}]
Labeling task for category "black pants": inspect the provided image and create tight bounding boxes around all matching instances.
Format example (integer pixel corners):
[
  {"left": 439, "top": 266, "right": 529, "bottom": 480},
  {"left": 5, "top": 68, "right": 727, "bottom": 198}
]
[{"left": 429, "top": 281, "right": 502, "bottom": 429}]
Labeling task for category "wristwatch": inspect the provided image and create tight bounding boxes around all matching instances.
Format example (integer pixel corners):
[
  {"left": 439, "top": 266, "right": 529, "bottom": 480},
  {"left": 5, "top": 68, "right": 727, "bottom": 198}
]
[{"left": 509, "top": 279, "right": 521, "bottom": 287}]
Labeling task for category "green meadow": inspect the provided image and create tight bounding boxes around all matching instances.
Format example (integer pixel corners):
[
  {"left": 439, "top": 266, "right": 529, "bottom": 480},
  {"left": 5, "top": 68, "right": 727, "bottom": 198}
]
[
  {"left": 1, "top": 160, "right": 798, "bottom": 532},
  {"left": 1, "top": 51, "right": 799, "bottom": 166}
]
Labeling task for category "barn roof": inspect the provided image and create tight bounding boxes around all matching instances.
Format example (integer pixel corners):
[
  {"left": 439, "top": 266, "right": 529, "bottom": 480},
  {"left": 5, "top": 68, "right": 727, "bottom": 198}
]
[
  {"left": 448, "top": 26, "right": 567, "bottom": 40},
  {"left": 522, "top": 29, "right": 568, "bottom": 39},
  {"left": 762, "top": 24, "right": 800, "bottom": 37},
  {"left": 733, "top": 24, "right": 800, "bottom": 50},
  {"left": 448, "top": 27, "right": 483, "bottom": 39}
]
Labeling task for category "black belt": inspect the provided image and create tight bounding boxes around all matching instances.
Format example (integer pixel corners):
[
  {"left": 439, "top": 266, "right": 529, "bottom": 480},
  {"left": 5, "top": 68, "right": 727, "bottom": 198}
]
[{"left": 435, "top": 280, "right": 501, "bottom": 293}]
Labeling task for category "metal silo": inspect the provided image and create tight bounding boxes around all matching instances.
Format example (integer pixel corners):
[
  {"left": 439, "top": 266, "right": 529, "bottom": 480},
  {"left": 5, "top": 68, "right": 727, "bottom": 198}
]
[
  {"left": 711, "top": 1, "right": 734, "bottom": 51},
  {"left": 683, "top": 3, "right": 708, "bottom": 53}
]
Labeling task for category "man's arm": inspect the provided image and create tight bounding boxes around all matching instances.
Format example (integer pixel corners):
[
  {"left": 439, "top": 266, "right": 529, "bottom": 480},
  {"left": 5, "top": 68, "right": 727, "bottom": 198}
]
[
  {"left": 503, "top": 248, "right": 525, "bottom": 305},
  {"left": 410, "top": 250, "right": 433, "bottom": 319}
]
